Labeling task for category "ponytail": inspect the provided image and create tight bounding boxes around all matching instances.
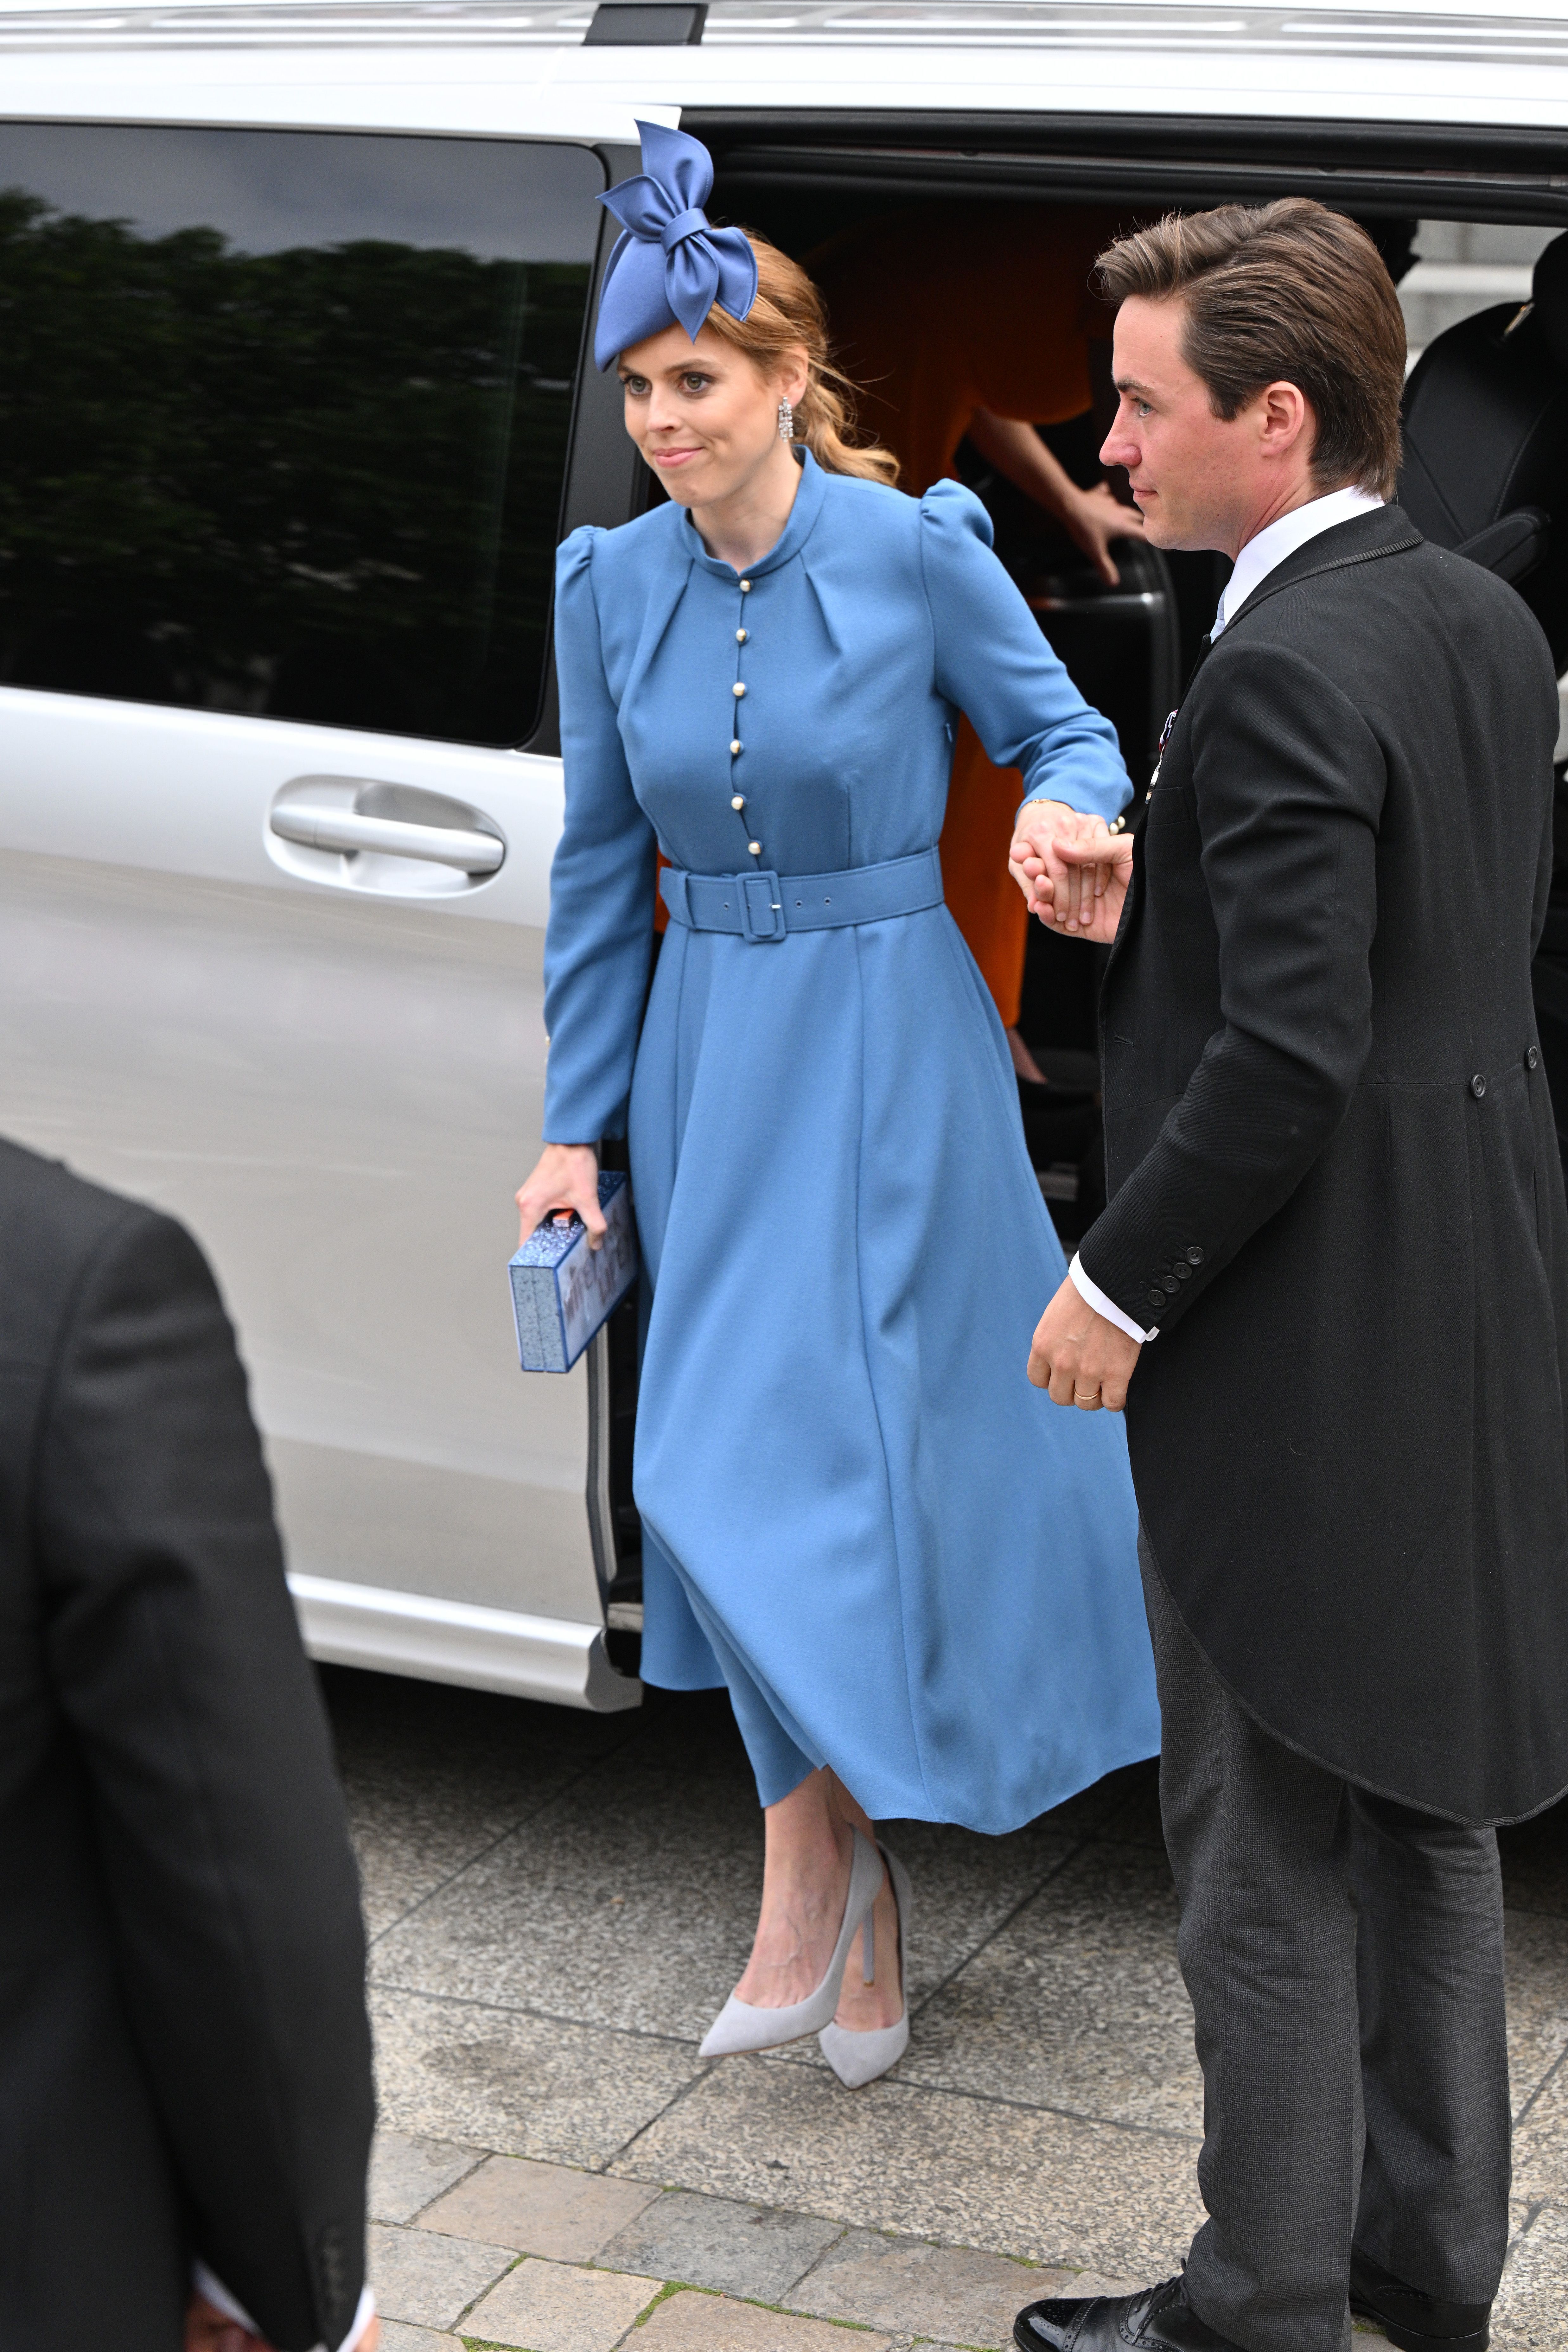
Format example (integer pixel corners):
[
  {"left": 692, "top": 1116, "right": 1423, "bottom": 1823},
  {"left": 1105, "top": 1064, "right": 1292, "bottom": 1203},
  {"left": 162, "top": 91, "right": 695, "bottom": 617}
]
[{"left": 703, "top": 232, "right": 899, "bottom": 486}]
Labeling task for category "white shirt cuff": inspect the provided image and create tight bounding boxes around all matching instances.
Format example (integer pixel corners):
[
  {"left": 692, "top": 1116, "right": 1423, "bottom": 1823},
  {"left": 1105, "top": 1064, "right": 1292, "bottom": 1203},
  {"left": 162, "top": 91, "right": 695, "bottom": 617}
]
[
  {"left": 193, "top": 2263, "right": 376, "bottom": 2352},
  {"left": 1069, "top": 1252, "right": 1157, "bottom": 1344}
]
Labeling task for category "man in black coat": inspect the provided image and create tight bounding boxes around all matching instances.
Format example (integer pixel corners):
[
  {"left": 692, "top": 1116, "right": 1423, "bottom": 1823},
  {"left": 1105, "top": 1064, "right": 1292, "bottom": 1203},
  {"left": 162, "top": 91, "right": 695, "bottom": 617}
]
[
  {"left": 0, "top": 1136, "right": 377, "bottom": 2351},
  {"left": 1010, "top": 201, "right": 1568, "bottom": 2352}
]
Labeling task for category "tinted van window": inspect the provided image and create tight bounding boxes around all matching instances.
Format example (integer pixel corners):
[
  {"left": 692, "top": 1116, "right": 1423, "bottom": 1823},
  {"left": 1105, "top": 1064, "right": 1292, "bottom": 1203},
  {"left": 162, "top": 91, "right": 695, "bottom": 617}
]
[{"left": 0, "top": 124, "right": 600, "bottom": 744}]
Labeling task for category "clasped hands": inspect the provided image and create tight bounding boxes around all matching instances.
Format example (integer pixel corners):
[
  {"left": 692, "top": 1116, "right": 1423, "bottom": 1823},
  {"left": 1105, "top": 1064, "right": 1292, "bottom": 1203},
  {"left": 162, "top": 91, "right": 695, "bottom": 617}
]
[{"left": 1008, "top": 799, "right": 1132, "bottom": 946}]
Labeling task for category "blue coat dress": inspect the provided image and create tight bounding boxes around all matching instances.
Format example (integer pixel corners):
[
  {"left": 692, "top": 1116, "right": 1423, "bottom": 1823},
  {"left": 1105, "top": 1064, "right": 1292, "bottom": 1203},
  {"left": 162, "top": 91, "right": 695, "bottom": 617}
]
[{"left": 544, "top": 450, "right": 1159, "bottom": 1831}]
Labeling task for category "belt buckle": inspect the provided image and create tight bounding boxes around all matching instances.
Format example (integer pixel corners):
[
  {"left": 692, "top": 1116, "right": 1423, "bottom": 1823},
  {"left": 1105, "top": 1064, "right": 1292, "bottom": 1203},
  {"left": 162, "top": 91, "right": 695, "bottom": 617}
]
[{"left": 739, "top": 869, "right": 786, "bottom": 943}]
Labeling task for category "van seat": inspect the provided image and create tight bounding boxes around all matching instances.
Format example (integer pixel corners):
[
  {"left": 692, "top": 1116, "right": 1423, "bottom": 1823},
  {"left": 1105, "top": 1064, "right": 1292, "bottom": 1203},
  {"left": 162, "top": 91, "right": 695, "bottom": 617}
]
[{"left": 1399, "top": 233, "right": 1568, "bottom": 663}]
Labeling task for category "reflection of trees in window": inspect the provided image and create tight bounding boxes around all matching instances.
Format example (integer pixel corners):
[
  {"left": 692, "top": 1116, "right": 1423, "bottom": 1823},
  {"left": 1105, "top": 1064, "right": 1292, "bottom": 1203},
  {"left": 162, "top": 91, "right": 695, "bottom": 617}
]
[{"left": 0, "top": 192, "right": 589, "bottom": 743}]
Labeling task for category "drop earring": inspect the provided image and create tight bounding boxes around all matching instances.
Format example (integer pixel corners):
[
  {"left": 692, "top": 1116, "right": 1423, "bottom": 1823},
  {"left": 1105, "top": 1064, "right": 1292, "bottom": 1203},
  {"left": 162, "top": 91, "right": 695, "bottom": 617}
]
[{"left": 778, "top": 397, "right": 794, "bottom": 443}]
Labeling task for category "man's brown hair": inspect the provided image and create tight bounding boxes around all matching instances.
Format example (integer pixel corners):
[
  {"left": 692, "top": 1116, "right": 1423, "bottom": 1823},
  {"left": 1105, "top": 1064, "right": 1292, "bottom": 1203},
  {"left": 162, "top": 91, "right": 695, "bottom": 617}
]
[{"left": 1094, "top": 199, "right": 1406, "bottom": 498}]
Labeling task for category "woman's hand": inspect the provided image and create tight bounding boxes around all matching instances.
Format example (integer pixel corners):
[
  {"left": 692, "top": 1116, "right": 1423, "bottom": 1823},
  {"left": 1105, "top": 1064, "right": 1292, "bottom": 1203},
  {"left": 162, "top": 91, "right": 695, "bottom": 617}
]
[
  {"left": 1059, "top": 480, "right": 1147, "bottom": 587},
  {"left": 966, "top": 410, "right": 1145, "bottom": 585},
  {"left": 516, "top": 1144, "right": 606, "bottom": 1251}
]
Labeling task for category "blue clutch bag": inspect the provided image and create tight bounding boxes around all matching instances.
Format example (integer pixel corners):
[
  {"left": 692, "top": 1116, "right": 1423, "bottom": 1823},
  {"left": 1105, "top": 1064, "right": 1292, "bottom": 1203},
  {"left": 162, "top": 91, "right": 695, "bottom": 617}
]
[{"left": 509, "top": 1170, "right": 638, "bottom": 1373}]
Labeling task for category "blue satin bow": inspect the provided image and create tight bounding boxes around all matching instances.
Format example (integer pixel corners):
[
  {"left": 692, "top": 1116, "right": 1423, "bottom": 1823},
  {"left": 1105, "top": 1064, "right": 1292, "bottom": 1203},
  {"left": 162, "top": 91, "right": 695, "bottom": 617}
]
[{"left": 593, "top": 121, "right": 759, "bottom": 371}]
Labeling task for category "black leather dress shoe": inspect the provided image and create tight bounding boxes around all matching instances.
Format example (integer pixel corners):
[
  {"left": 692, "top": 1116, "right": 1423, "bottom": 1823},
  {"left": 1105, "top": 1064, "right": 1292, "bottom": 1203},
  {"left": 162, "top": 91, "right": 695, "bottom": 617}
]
[
  {"left": 1349, "top": 2247, "right": 1491, "bottom": 2352},
  {"left": 1014, "top": 2275, "right": 1245, "bottom": 2351}
]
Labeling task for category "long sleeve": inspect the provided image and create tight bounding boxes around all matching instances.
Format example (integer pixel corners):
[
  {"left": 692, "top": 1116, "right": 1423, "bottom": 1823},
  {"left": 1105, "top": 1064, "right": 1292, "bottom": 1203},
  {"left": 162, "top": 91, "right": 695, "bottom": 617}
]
[
  {"left": 918, "top": 478, "right": 1131, "bottom": 825},
  {"left": 1078, "top": 643, "right": 1386, "bottom": 1334},
  {"left": 542, "top": 527, "right": 659, "bottom": 1143},
  {"left": 37, "top": 1205, "right": 373, "bottom": 2352}
]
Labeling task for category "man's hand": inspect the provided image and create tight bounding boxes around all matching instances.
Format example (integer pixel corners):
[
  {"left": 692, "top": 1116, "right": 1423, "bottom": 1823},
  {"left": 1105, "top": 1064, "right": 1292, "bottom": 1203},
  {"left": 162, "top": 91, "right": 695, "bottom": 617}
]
[
  {"left": 1028, "top": 1274, "right": 1142, "bottom": 1412},
  {"left": 185, "top": 2294, "right": 379, "bottom": 2352},
  {"left": 1010, "top": 813, "right": 1133, "bottom": 946},
  {"left": 184, "top": 2297, "right": 276, "bottom": 2352}
]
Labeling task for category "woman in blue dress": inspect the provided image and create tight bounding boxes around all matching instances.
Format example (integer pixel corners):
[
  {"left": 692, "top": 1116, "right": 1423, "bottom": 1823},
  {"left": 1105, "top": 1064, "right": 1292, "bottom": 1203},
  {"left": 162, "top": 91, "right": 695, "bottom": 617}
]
[{"left": 515, "top": 125, "right": 1158, "bottom": 2089}]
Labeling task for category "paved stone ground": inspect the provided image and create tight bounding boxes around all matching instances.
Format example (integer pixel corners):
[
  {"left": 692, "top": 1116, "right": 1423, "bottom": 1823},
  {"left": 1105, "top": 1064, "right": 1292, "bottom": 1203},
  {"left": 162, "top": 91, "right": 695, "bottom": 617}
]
[{"left": 322, "top": 1667, "right": 1568, "bottom": 2352}]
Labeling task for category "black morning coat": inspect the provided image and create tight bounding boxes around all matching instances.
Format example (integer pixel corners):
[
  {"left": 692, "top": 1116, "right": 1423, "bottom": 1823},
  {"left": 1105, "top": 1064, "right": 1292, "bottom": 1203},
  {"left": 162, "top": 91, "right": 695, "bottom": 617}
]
[
  {"left": 1078, "top": 504, "right": 1568, "bottom": 1827},
  {"left": 0, "top": 1138, "right": 374, "bottom": 2351}
]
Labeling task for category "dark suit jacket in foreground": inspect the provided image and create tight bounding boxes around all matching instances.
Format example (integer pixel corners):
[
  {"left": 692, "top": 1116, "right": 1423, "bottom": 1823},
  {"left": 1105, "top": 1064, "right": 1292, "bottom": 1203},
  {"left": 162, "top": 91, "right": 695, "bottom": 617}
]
[
  {"left": 0, "top": 1138, "right": 374, "bottom": 2350},
  {"left": 1079, "top": 505, "right": 1568, "bottom": 1825}
]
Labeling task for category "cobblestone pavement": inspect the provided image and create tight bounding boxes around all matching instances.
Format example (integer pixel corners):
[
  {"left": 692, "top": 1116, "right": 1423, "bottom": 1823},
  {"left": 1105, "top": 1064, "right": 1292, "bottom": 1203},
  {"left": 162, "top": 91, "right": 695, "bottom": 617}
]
[{"left": 322, "top": 1667, "right": 1568, "bottom": 2352}]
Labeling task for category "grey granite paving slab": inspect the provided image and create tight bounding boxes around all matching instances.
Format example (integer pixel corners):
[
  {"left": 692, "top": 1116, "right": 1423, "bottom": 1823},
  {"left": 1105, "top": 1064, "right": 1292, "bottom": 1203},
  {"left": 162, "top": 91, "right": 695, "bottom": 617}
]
[
  {"left": 324, "top": 1667, "right": 634, "bottom": 1939},
  {"left": 325, "top": 1677, "right": 1568, "bottom": 2348},
  {"left": 788, "top": 2226, "right": 1067, "bottom": 2345},
  {"left": 460, "top": 2256, "right": 661, "bottom": 2350},
  {"left": 610, "top": 2055, "right": 1205, "bottom": 2277},
  {"left": 633, "top": 2289, "right": 897, "bottom": 2350},
  {"left": 370, "top": 1779, "right": 1077, "bottom": 2045},
  {"left": 595, "top": 2187, "right": 844, "bottom": 2301},
  {"left": 420, "top": 2154, "right": 660, "bottom": 2260},
  {"left": 369, "top": 1761, "right": 761, "bottom": 2039},
  {"left": 902, "top": 1843, "right": 1201, "bottom": 2136},
  {"left": 878, "top": 2342, "right": 979, "bottom": 2352},
  {"left": 370, "top": 2129, "right": 485, "bottom": 2224},
  {"left": 1507, "top": 1913, "right": 1568, "bottom": 2111},
  {"left": 874, "top": 1818, "right": 1083, "bottom": 2005},
  {"left": 1494, "top": 2197, "right": 1568, "bottom": 2350},
  {"left": 367, "top": 2220, "right": 515, "bottom": 2329},
  {"left": 369, "top": 1985, "right": 699, "bottom": 2167},
  {"left": 1512, "top": 2060, "right": 1568, "bottom": 2200}
]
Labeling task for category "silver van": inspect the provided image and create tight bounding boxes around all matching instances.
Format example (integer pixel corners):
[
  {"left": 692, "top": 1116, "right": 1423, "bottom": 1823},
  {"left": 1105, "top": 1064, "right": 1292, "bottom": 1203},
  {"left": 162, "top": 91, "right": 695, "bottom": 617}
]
[{"left": 1, "top": 0, "right": 1564, "bottom": 1708}]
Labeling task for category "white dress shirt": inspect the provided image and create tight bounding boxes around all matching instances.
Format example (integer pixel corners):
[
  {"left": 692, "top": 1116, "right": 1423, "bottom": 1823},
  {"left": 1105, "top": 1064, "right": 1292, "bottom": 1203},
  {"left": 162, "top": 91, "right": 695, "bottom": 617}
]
[{"left": 1068, "top": 482, "right": 1386, "bottom": 1345}]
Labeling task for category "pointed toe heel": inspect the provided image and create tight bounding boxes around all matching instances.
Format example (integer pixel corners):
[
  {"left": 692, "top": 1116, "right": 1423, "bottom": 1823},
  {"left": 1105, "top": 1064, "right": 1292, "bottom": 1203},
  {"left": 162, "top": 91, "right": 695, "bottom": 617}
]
[
  {"left": 818, "top": 1843, "right": 911, "bottom": 2089},
  {"left": 698, "top": 1826, "right": 885, "bottom": 2058}
]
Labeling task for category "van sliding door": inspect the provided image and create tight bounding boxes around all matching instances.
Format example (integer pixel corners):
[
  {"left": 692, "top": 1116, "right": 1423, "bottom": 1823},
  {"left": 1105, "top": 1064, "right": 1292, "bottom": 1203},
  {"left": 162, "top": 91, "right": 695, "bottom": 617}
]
[{"left": 0, "top": 120, "right": 638, "bottom": 1706}]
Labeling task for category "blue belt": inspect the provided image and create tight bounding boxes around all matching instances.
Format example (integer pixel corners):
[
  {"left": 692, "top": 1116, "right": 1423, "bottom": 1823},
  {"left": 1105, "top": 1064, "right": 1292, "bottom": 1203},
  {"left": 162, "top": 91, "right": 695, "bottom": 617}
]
[{"left": 659, "top": 847, "right": 943, "bottom": 944}]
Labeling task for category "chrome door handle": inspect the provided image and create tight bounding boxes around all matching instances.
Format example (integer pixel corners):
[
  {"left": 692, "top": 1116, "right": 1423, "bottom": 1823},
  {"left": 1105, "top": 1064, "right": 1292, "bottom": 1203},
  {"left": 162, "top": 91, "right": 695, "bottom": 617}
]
[{"left": 269, "top": 803, "right": 504, "bottom": 874}]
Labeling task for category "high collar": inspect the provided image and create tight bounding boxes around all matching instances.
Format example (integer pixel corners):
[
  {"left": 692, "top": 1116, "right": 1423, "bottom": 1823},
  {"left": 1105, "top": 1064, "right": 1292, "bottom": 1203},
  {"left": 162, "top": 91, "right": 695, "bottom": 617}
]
[
  {"left": 1216, "top": 486, "right": 1387, "bottom": 634},
  {"left": 681, "top": 444, "right": 829, "bottom": 582}
]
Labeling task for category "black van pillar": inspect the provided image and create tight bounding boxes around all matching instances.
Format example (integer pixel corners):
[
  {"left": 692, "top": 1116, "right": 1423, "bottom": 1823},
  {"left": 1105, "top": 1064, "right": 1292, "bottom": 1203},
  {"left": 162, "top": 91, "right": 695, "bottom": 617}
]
[{"left": 584, "top": 2, "right": 706, "bottom": 40}]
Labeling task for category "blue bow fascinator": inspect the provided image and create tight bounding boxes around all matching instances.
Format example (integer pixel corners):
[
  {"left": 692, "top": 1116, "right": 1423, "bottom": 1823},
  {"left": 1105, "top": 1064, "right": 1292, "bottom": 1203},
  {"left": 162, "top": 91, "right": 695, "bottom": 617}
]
[{"left": 593, "top": 121, "right": 759, "bottom": 371}]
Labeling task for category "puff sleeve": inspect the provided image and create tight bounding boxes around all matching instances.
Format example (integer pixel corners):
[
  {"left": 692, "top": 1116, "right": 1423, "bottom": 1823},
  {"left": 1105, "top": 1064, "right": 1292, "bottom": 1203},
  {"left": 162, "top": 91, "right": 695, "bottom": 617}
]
[
  {"left": 541, "top": 528, "right": 659, "bottom": 1143},
  {"left": 918, "top": 479, "right": 1131, "bottom": 825}
]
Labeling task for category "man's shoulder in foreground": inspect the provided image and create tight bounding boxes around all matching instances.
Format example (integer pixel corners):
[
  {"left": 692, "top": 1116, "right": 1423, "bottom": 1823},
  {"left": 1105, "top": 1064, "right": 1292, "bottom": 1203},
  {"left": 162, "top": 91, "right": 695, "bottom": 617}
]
[
  {"left": 0, "top": 1148, "right": 221, "bottom": 1402},
  {"left": 0, "top": 1131, "right": 156, "bottom": 1239},
  {"left": 0, "top": 1134, "right": 179, "bottom": 1331}
]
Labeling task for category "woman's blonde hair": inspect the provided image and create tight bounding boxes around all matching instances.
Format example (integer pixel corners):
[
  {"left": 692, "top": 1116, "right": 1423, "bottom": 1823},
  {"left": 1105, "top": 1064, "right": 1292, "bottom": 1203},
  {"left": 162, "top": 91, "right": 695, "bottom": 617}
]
[{"left": 704, "top": 233, "right": 899, "bottom": 486}]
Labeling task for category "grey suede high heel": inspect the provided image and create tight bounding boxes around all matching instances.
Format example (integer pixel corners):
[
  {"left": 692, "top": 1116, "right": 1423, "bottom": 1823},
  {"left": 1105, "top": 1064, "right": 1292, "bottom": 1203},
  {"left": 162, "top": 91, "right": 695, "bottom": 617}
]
[
  {"left": 817, "top": 1842, "right": 911, "bottom": 2089},
  {"left": 698, "top": 1826, "right": 886, "bottom": 2058}
]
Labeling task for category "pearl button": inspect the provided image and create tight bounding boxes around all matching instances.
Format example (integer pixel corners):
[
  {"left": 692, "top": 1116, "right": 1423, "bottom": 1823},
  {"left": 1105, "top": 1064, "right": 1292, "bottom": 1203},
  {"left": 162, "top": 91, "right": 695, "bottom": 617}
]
[
  {"left": 733, "top": 682, "right": 746, "bottom": 698},
  {"left": 731, "top": 794, "right": 745, "bottom": 810},
  {"left": 736, "top": 628, "right": 748, "bottom": 643},
  {"left": 747, "top": 840, "right": 762, "bottom": 855},
  {"left": 729, "top": 738, "right": 742, "bottom": 755},
  {"left": 739, "top": 580, "right": 751, "bottom": 592}
]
